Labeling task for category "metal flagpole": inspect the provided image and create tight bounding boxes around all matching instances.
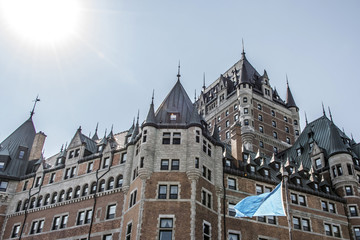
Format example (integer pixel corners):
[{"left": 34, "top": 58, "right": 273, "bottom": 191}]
[{"left": 282, "top": 169, "right": 293, "bottom": 240}]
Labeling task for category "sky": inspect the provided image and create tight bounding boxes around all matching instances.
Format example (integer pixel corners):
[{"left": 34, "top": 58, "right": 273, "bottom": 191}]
[{"left": 0, "top": 0, "right": 359, "bottom": 157}]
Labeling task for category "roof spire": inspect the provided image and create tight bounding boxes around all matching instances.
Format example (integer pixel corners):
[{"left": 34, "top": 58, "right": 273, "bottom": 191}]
[
  {"left": 137, "top": 109, "right": 140, "bottom": 124},
  {"left": 322, "top": 102, "right": 326, "bottom": 116},
  {"left": 241, "top": 38, "right": 245, "bottom": 57},
  {"left": 177, "top": 61, "right": 181, "bottom": 81},
  {"left": 194, "top": 89, "right": 197, "bottom": 102},
  {"left": 285, "top": 77, "right": 298, "bottom": 109},
  {"left": 202, "top": 72, "right": 206, "bottom": 91},
  {"left": 30, "top": 95, "right": 41, "bottom": 118},
  {"left": 152, "top": 89, "right": 155, "bottom": 104},
  {"left": 328, "top": 106, "right": 333, "bottom": 122},
  {"left": 305, "top": 112, "right": 308, "bottom": 125},
  {"left": 92, "top": 122, "right": 99, "bottom": 141}
]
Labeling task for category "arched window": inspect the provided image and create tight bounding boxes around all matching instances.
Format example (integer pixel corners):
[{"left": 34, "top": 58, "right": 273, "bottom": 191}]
[
  {"left": 44, "top": 194, "right": 50, "bottom": 206},
  {"left": 82, "top": 184, "right": 89, "bottom": 196},
  {"left": 16, "top": 201, "right": 22, "bottom": 212},
  {"left": 58, "top": 190, "right": 65, "bottom": 202},
  {"left": 51, "top": 192, "right": 58, "bottom": 204},
  {"left": 66, "top": 188, "right": 73, "bottom": 200},
  {"left": 74, "top": 186, "right": 80, "bottom": 198},
  {"left": 29, "top": 197, "right": 36, "bottom": 209},
  {"left": 99, "top": 180, "right": 105, "bottom": 192},
  {"left": 90, "top": 182, "right": 97, "bottom": 194},
  {"left": 23, "top": 199, "right": 29, "bottom": 210},
  {"left": 36, "top": 195, "right": 43, "bottom": 207},
  {"left": 116, "top": 175, "right": 123, "bottom": 188},
  {"left": 107, "top": 177, "right": 114, "bottom": 190}
]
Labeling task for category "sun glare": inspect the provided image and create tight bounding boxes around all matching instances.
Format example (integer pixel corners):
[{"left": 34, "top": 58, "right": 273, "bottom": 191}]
[{"left": 1, "top": 0, "right": 81, "bottom": 45}]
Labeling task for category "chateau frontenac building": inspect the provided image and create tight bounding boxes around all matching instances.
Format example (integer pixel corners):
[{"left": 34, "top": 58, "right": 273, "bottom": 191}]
[{"left": 0, "top": 49, "right": 359, "bottom": 240}]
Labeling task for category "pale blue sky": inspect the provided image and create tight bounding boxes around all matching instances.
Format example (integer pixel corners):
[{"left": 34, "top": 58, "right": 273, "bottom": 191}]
[{"left": 0, "top": 0, "right": 359, "bottom": 156}]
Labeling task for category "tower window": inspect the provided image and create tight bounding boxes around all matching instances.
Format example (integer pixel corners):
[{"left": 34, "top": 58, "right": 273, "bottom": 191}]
[
  {"left": 272, "top": 121, "right": 277, "bottom": 127},
  {"left": 243, "top": 97, "right": 247, "bottom": 103},
  {"left": 259, "top": 126, "right": 264, "bottom": 133},
  {"left": 271, "top": 110, "right": 275, "bottom": 116},
  {"left": 345, "top": 186, "right": 353, "bottom": 196},
  {"left": 257, "top": 104, "right": 262, "bottom": 110},
  {"left": 285, "top": 126, "right": 289, "bottom": 133},
  {"left": 284, "top": 116, "right": 288, "bottom": 122},
  {"left": 159, "top": 218, "right": 173, "bottom": 240},
  {"left": 258, "top": 114, "right": 263, "bottom": 121},
  {"left": 273, "top": 132, "right": 278, "bottom": 139}
]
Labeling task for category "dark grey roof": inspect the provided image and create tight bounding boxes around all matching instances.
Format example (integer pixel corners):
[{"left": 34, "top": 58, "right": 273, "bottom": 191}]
[
  {"left": 79, "top": 132, "right": 97, "bottom": 153},
  {"left": 239, "top": 60, "right": 251, "bottom": 84},
  {"left": 0, "top": 118, "right": 36, "bottom": 178},
  {"left": 279, "top": 115, "right": 351, "bottom": 169},
  {"left": 155, "top": 80, "right": 196, "bottom": 126},
  {"left": 143, "top": 99, "right": 156, "bottom": 127},
  {"left": 286, "top": 82, "right": 298, "bottom": 109}
]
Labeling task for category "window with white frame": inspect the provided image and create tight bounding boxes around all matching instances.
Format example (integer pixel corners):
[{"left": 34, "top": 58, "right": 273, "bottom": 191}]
[
  {"left": 106, "top": 204, "right": 116, "bottom": 219},
  {"left": 129, "top": 190, "right": 137, "bottom": 208},
  {"left": 229, "top": 232, "right": 240, "bottom": 240},
  {"left": 126, "top": 222, "right": 132, "bottom": 240},
  {"left": 203, "top": 221, "right": 211, "bottom": 240},
  {"left": 12, "top": 225, "right": 20, "bottom": 238},
  {"left": 228, "top": 203, "right": 236, "bottom": 217},
  {"left": 159, "top": 218, "right": 174, "bottom": 240},
  {"left": 202, "top": 189, "right": 212, "bottom": 209},
  {"left": 228, "top": 178, "right": 236, "bottom": 190}
]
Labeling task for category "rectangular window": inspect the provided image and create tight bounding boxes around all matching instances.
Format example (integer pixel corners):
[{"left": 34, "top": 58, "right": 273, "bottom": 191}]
[
  {"left": 347, "top": 164, "right": 353, "bottom": 175},
  {"left": 333, "top": 225, "right": 341, "bottom": 237},
  {"left": 77, "top": 211, "right": 85, "bottom": 225},
  {"left": 268, "top": 216, "right": 276, "bottom": 225},
  {"left": 30, "top": 221, "right": 38, "bottom": 234},
  {"left": 49, "top": 173, "right": 56, "bottom": 183},
  {"left": 228, "top": 203, "right": 236, "bottom": 217},
  {"left": 293, "top": 217, "right": 300, "bottom": 230},
  {"left": 158, "top": 185, "right": 167, "bottom": 199},
  {"left": 52, "top": 216, "right": 60, "bottom": 230},
  {"left": 103, "top": 234, "right": 112, "bottom": 240},
  {"left": 74, "top": 149, "right": 80, "bottom": 157},
  {"left": 161, "top": 159, "right": 169, "bottom": 170},
  {"left": 203, "top": 166, "right": 207, "bottom": 177},
  {"left": 107, "top": 204, "right": 116, "bottom": 219},
  {"left": 87, "top": 162, "right": 93, "bottom": 173},
  {"left": 35, "top": 176, "right": 41, "bottom": 187},
  {"left": 325, "top": 223, "right": 332, "bottom": 236},
  {"left": 37, "top": 220, "right": 44, "bottom": 233},
  {"left": 354, "top": 227, "right": 360, "bottom": 240},
  {"left": 337, "top": 164, "right": 343, "bottom": 176},
  {"left": 12, "top": 225, "right": 20, "bottom": 238},
  {"left": 229, "top": 233, "right": 240, "bottom": 240},
  {"left": 207, "top": 169, "right": 212, "bottom": 181},
  {"left": 329, "top": 202, "right": 336, "bottom": 213},
  {"left": 129, "top": 190, "right": 137, "bottom": 208},
  {"left": 85, "top": 209, "right": 92, "bottom": 224},
  {"left": 203, "top": 222, "right": 211, "bottom": 240},
  {"left": 195, "top": 158, "right": 199, "bottom": 169},
  {"left": 315, "top": 158, "right": 322, "bottom": 169},
  {"left": 172, "top": 133, "right": 181, "bottom": 144},
  {"left": 298, "top": 195, "right": 306, "bottom": 206},
  {"left": 228, "top": 178, "right": 236, "bottom": 190},
  {"left": 256, "top": 185, "right": 263, "bottom": 195},
  {"left": 64, "top": 168, "right": 70, "bottom": 179},
  {"left": 171, "top": 159, "right": 179, "bottom": 170},
  {"left": 349, "top": 206, "right": 358, "bottom": 216},
  {"left": 0, "top": 162, "right": 5, "bottom": 170},
  {"left": 69, "top": 150, "right": 74, "bottom": 159},
  {"left": 71, "top": 166, "right": 76, "bottom": 177},
  {"left": 162, "top": 133, "right": 171, "bottom": 144},
  {"left": 121, "top": 152, "right": 127, "bottom": 163},
  {"left": 103, "top": 157, "right": 110, "bottom": 168},
  {"left": 196, "top": 130, "right": 200, "bottom": 143},
  {"left": 169, "top": 185, "right": 178, "bottom": 199},
  {"left": 23, "top": 180, "right": 28, "bottom": 191},
  {"left": 345, "top": 186, "right": 353, "bottom": 195},
  {"left": 0, "top": 180, "right": 9, "bottom": 192},
  {"left": 60, "top": 215, "right": 68, "bottom": 229},
  {"left": 159, "top": 218, "right": 173, "bottom": 240},
  {"left": 322, "top": 201, "right": 328, "bottom": 211},
  {"left": 126, "top": 223, "right": 132, "bottom": 240},
  {"left": 302, "top": 219, "right": 310, "bottom": 231}
]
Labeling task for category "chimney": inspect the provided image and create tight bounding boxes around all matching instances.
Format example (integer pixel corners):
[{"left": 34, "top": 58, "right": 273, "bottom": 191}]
[
  {"left": 29, "top": 131, "right": 46, "bottom": 160},
  {"left": 230, "top": 123, "right": 242, "bottom": 165}
]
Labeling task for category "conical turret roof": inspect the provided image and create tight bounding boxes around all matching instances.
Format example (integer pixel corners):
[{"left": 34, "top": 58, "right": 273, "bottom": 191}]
[{"left": 286, "top": 81, "right": 298, "bottom": 109}]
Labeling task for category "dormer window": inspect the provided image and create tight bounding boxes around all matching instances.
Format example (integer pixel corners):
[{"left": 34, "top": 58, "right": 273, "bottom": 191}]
[
  {"left": 264, "top": 169, "right": 269, "bottom": 177},
  {"left": 296, "top": 178, "right": 301, "bottom": 185},
  {"left": 274, "top": 163, "right": 280, "bottom": 169},
  {"left": 19, "top": 150, "right": 25, "bottom": 159},
  {"left": 170, "top": 113, "right": 177, "bottom": 121},
  {"left": 250, "top": 165, "right": 255, "bottom": 173},
  {"left": 325, "top": 186, "right": 330, "bottom": 193},
  {"left": 289, "top": 167, "right": 293, "bottom": 173},
  {"left": 69, "top": 151, "right": 74, "bottom": 159},
  {"left": 296, "top": 148, "right": 302, "bottom": 156},
  {"left": 314, "top": 183, "right": 318, "bottom": 190},
  {"left": 315, "top": 158, "right": 322, "bottom": 169},
  {"left": 0, "top": 162, "right": 4, "bottom": 170},
  {"left": 74, "top": 149, "right": 80, "bottom": 157},
  {"left": 97, "top": 145, "right": 103, "bottom": 153},
  {"left": 243, "top": 154, "right": 248, "bottom": 160}
]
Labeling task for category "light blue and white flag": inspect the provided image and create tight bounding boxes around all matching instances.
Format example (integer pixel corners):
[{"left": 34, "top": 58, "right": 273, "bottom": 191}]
[{"left": 234, "top": 182, "right": 286, "bottom": 218}]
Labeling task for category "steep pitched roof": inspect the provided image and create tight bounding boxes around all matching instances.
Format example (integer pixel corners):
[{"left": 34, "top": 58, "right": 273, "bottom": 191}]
[
  {"left": 278, "top": 115, "right": 351, "bottom": 169},
  {"left": 0, "top": 118, "right": 36, "bottom": 178},
  {"left": 155, "top": 80, "right": 198, "bottom": 126},
  {"left": 286, "top": 82, "right": 298, "bottom": 109}
]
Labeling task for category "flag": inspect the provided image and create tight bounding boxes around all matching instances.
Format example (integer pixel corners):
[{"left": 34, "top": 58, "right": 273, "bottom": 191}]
[{"left": 234, "top": 182, "right": 286, "bottom": 218}]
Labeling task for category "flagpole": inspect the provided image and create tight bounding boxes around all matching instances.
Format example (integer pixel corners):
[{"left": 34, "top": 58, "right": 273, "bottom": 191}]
[{"left": 282, "top": 170, "right": 293, "bottom": 240}]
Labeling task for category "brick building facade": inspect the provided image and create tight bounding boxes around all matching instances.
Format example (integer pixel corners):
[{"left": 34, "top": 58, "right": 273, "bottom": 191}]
[{"left": 0, "top": 50, "right": 359, "bottom": 240}]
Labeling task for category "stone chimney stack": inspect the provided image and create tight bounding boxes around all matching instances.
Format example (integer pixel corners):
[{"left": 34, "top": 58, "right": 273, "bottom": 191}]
[{"left": 29, "top": 131, "right": 46, "bottom": 160}]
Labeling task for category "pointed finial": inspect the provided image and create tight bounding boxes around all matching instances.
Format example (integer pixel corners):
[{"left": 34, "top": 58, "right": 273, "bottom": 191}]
[
  {"left": 152, "top": 89, "right": 155, "bottom": 104},
  {"left": 60, "top": 144, "right": 64, "bottom": 152},
  {"left": 104, "top": 129, "right": 107, "bottom": 137},
  {"left": 110, "top": 124, "right": 113, "bottom": 133},
  {"left": 64, "top": 142, "right": 68, "bottom": 150},
  {"left": 194, "top": 89, "right": 197, "bottom": 102},
  {"left": 177, "top": 61, "right": 181, "bottom": 81},
  {"left": 351, "top": 133, "right": 354, "bottom": 140},
  {"left": 305, "top": 112, "right": 308, "bottom": 125},
  {"left": 95, "top": 122, "right": 99, "bottom": 133},
  {"left": 241, "top": 38, "right": 245, "bottom": 56},
  {"left": 286, "top": 74, "right": 289, "bottom": 85},
  {"left": 203, "top": 72, "right": 206, "bottom": 90},
  {"left": 328, "top": 106, "right": 333, "bottom": 122},
  {"left": 30, "top": 95, "right": 41, "bottom": 118},
  {"left": 137, "top": 110, "right": 140, "bottom": 124},
  {"left": 322, "top": 102, "right": 326, "bottom": 116}
]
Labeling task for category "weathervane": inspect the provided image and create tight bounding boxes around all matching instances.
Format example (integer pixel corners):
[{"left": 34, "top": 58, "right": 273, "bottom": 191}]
[{"left": 30, "top": 95, "right": 40, "bottom": 118}]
